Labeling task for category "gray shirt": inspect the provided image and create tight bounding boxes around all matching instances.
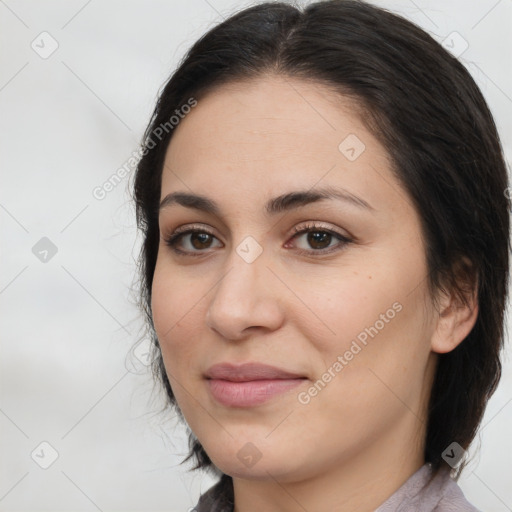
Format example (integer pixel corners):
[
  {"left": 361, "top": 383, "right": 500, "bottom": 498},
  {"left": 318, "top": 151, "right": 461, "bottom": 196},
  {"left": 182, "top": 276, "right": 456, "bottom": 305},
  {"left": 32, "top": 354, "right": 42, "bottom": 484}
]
[{"left": 192, "top": 463, "right": 480, "bottom": 511}]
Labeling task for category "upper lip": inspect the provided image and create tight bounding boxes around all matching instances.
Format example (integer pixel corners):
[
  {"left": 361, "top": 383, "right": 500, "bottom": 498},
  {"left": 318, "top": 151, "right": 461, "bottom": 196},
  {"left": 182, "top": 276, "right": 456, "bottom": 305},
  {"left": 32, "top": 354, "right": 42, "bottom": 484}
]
[{"left": 205, "top": 362, "right": 305, "bottom": 382}]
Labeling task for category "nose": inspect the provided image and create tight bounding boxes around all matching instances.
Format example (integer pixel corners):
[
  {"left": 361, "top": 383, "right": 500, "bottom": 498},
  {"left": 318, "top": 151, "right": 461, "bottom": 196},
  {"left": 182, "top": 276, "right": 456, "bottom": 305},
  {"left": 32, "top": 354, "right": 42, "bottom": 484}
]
[{"left": 205, "top": 249, "right": 284, "bottom": 341}]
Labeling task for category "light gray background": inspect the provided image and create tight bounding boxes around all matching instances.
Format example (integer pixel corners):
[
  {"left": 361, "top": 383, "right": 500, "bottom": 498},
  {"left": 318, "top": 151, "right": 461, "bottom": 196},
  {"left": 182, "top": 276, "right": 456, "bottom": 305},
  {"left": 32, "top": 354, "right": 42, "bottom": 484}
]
[{"left": 1, "top": 1, "right": 511, "bottom": 511}]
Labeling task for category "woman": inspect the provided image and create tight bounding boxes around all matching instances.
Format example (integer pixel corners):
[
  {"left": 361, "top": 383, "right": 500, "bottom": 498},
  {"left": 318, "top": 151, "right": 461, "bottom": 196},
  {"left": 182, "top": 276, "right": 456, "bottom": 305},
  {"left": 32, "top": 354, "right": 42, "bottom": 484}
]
[{"left": 133, "top": 1, "right": 510, "bottom": 510}]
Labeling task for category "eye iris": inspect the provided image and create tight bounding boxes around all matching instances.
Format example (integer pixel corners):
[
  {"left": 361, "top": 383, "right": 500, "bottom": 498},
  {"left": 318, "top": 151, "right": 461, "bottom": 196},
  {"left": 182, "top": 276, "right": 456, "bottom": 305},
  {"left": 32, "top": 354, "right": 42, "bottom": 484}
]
[
  {"left": 191, "top": 232, "right": 212, "bottom": 249},
  {"left": 308, "top": 231, "right": 331, "bottom": 249}
]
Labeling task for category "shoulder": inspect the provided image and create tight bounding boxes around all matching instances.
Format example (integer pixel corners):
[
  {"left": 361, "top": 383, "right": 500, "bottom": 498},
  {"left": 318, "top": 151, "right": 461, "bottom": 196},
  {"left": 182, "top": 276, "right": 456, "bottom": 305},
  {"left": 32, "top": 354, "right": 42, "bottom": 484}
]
[
  {"left": 192, "top": 474, "right": 234, "bottom": 512},
  {"left": 193, "top": 465, "right": 480, "bottom": 512},
  {"left": 432, "top": 469, "right": 481, "bottom": 512},
  {"left": 375, "top": 464, "right": 481, "bottom": 512}
]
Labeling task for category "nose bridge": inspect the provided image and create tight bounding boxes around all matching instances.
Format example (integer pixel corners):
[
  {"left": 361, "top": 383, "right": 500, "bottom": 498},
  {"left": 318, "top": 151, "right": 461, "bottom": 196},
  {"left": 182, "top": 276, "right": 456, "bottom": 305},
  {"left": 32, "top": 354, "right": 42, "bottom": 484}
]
[
  {"left": 206, "top": 240, "right": 282, "bottom": 339},
  {"left": 221, "top": 252, "right": 262, "bottom": 300}
]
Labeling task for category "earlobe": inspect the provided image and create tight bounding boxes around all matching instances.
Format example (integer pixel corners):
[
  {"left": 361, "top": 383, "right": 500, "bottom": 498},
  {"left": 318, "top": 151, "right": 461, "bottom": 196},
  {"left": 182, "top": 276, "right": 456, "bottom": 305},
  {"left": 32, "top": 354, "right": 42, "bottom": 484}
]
[{"left": 430, "top": 285, "right": 479, "bottom": 354}]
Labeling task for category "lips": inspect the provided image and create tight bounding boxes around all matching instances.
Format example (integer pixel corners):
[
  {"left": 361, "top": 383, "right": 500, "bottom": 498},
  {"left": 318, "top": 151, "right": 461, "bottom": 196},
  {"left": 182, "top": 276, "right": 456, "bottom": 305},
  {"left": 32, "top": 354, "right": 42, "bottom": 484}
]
[
  {"left": 205, "top": 362, "right": 307, "bottom": 407},
  {"left": 205, "top": 362, "right": 304, "bottom": 381}
]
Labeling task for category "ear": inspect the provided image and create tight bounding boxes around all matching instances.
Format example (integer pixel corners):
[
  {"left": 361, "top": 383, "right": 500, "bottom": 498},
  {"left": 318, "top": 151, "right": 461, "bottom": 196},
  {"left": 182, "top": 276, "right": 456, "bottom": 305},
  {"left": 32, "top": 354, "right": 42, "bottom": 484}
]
[{"left": 430, "top": 259, "right": 479, "bottom": 354}]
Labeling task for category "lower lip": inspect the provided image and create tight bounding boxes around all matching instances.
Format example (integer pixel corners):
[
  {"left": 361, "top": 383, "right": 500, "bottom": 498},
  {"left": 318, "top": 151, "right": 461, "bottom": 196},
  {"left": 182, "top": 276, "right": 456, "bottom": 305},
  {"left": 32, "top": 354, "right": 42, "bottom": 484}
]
[{"left": 207, "top": 378, "right": 305, "bottom": 407}]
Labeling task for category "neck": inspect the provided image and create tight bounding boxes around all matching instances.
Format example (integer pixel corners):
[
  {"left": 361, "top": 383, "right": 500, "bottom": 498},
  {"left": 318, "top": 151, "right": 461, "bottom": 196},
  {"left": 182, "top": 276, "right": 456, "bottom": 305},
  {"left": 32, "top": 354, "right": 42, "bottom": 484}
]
[{"left": 232, "top": 412, "right": 425, "bottom": 512}]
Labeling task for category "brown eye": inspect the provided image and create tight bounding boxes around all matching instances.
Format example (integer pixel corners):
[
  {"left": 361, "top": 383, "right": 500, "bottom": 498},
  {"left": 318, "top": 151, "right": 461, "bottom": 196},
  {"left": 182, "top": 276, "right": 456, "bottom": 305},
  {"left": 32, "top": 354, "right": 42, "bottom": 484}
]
[
  {"left": 164, "top": 223, "right": 352, "bottom": 257},
  {"left": 306, "top": 231, "right": 333, "bottom": 250},
  {"left": 290, "top": 223, "right": 352, "bottom": 255},
  {"left": 164, "top": 228, "right": 222, "bottom": 255},
  {"left": 190, "top": 232, "right": 214, "bottom": 249}
]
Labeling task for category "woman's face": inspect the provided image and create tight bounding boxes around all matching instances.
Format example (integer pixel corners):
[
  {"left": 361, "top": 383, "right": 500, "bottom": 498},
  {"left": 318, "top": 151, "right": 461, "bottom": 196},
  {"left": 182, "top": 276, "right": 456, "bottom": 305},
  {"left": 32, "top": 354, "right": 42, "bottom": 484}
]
[{"left": 151, "top": 76, "right": 440, "bottom": 481}]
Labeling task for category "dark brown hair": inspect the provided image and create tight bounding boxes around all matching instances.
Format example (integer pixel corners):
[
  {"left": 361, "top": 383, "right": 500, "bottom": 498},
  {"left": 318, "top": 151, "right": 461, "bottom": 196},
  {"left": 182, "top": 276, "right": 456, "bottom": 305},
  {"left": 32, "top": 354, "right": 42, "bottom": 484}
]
[{"left": 133, "top": 0, "right": 510, "bottom": 485}]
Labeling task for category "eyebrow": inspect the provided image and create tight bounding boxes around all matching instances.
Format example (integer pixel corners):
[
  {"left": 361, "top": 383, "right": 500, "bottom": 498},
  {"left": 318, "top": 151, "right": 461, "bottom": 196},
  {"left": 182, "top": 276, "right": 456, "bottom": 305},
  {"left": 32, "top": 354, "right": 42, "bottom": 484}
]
[{"left": 159, "top": 186, "right": 374, "bottom": 216}]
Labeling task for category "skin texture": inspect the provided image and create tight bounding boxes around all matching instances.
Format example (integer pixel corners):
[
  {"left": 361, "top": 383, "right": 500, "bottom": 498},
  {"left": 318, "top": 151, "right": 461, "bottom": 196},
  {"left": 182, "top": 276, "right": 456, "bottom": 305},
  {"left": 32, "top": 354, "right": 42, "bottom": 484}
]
[{"left": 151, "top": 75, "right": 478, "bottom": 512}]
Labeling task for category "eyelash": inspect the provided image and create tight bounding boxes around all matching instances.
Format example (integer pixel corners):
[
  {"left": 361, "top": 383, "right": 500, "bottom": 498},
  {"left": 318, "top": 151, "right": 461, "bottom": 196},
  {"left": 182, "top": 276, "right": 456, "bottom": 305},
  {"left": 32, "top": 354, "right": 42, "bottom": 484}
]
[{"left": 163, "top": 222, "right": 353, "bottom": 257}]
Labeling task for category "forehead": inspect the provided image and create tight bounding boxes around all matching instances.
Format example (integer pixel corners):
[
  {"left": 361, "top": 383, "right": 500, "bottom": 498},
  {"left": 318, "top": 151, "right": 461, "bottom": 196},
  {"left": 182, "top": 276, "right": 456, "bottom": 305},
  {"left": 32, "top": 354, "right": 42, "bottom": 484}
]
[
  {"left": 166, "top": 76, "right": 368, "bottom": 153},
  {"left": 161, "top": 76, "right": 397, "bottom": 215}
]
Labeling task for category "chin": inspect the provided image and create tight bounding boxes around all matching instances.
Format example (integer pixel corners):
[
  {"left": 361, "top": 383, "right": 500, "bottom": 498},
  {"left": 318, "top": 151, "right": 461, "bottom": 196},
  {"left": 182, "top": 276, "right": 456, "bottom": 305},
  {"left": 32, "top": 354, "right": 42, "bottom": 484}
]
[{"left": 204, "top": 442, "right": 306, "bottom": 482}]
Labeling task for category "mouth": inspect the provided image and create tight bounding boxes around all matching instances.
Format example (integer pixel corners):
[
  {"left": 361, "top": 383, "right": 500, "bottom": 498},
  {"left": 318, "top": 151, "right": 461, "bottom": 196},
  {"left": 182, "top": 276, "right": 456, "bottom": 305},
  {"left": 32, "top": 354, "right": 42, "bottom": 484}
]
[{"left": 204, "top": 362, "right": 307, "bottom": 407}]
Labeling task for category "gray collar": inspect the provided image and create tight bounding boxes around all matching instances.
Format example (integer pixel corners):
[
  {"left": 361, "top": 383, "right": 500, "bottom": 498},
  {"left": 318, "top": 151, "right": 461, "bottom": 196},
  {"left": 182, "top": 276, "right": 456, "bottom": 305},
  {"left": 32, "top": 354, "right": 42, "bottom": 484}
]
[{"left": 193, "top": 464, "right": 479, "bottom": 512}]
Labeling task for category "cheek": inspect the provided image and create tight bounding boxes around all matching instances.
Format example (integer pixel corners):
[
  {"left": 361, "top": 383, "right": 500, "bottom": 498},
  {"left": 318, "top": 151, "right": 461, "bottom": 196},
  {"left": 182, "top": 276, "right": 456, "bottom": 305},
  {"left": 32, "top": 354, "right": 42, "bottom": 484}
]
[
  {"left": 287, "top": 250, "right": 432, "bottom": 382},
  {"left": 284, "top": 274, "right": 431, "bottom": 457},
  {"left": 285, "top": 267, "right": 403, "bottom": 351},
  {"left": 150, "top": 262, "right": 205, "bottom": 369},
  {"left": 150, "top": 263, "right": 212, "bottom": 419}
]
